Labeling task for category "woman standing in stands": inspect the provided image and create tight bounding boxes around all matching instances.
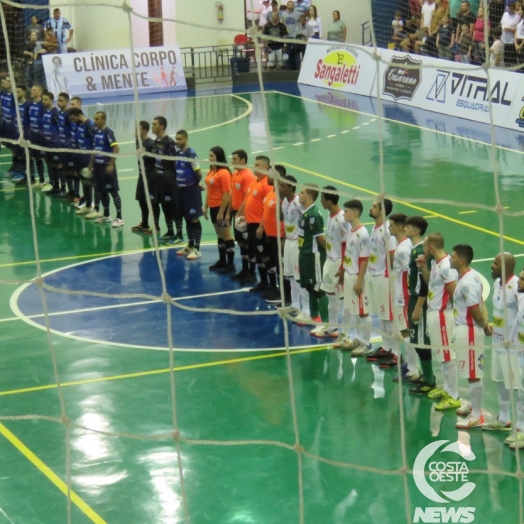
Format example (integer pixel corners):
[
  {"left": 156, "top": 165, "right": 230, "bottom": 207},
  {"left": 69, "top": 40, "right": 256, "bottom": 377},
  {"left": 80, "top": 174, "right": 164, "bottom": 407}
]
[
  {"left": 472, "top": 6, "right": 490, "bottom": 64},
  {"left": 203, "top": 146, "right": 235, "bottom": 273},
  {"left": 327, "top": 11, "right": 346, "bottom": 43},
  {"left": 307, "top": 5, "right": 322, "bottom": 39}
]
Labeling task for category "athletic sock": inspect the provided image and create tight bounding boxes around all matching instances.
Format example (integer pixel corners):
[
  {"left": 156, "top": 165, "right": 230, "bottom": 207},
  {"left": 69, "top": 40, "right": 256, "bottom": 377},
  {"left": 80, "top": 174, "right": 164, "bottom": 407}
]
[
  {"left": 327, "top": 294, "right": 339, "bottom": 330},
  {"left": 217, "top": 237, "right": 226, "bottom": 264},
  {"left": 419, "top": 353, "right": 434, "bottom": 385},
  {"left": 358, "top": 315, "right": 371, "bottom": 346},
  {"left": 318, "top": 295, "right": 329, "bottom": 323},
  {"left": 498, "top": 382, "right": 511, "bottom": 425},
  {"left": 469, "top": 380, "right": 483, "bottom": 419},
  {"left": 442, "top": 360, "right": 459, "bottom": 399},
  {"left": 309, "top": 293, "right": 319, "bottom": 318},
  {"left": 112, "top": 192, "right": 122, "bottom": 219},
  {"left": 175, "top": 217, "right": 183, "bottom": 238},
  {"left": 268, "top": 271, "right": 277, "bottom": 288},
  {"left": 192, "top": 221, "right": 202, "bottom": 249},
  {"left": 290, "top": 278, "right": 300, "bottom": 309},
  {"left": 225, "top": 239, "right": 235, "bottom": 264},
  {"left": 300, "top": 287, "right": 310, "bottom": 316},
  {"left": 258, "top": 266, "right": 268, "bottom": 284},
  {"left": 405, "top": 337, "right": 418, "bottom": 374}
]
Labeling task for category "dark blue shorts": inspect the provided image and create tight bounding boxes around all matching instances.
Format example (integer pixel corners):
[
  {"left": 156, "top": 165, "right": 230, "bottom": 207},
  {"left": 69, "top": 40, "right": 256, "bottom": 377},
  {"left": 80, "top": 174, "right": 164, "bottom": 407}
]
[
  {"left": 176, "top": 184, "right": 203, "bottom": 221},
  {"left": 93, "top": 163, "right": 119, "bottom": 193}
]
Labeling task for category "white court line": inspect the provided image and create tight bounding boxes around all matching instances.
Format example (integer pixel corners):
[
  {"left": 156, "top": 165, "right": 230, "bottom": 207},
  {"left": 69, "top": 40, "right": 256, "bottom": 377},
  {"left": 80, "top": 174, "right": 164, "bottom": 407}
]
[
  {"left": 473, "top": 254, "right": 524, "bottom": 263},
  {"left": 293, "top": 142, "right": 304, "bottom": 146},
  {"left": 310, "top": 139, "right": 321, "bottom": 142},
  {"left": 119, "top": 168, "right": 133, "bottom": 172},
  {"left": 0, "top": 288, "right": 249, "bottom": 324},
  {"left": 340, "top": 130, "right": 350, "bottom": 134},
  {"left": 326, "top": 135, "right": 336, "bottom": 138}
]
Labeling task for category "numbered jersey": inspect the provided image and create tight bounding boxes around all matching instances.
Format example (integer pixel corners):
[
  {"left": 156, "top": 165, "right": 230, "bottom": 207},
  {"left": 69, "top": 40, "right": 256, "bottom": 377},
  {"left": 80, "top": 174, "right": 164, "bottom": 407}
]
[
  {"left": 453, "top": 269, "right": 483, "bottom": 327},
  {"left": 343, "top": 225, "right": 370, "bottom": 276},
  {"left": 325, "top": 210, "right": 349, "bottom": 260},
  {"left": 298, "top": 204, "right": 324, "bottom": 254},
  {"left": 513, "top": 295, "right": 524, "bottom": 350},
  {"left": 368, "top": 222, "right": 397, "bottom": 277},
  {"left": 281, "top": 194, "right": 302, "bottom": 241},
  {"left": 428, "top": 254, "right": 457, "bottom": 311},
  {"left": 393, "top": 237, "right": 412, "bottom": 307},
  {"left": 492, "top": 275, "right": 520, "bottom": 347}
]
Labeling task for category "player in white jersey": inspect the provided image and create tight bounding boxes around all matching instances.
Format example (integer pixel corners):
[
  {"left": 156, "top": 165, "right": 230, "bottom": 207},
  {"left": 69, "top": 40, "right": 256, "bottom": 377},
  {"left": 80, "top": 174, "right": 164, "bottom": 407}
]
[
  {"left": 417, "top": 233, "right": 460, "bottom": 411},
  {"left": 449, "top": 245, "right": 491, "bottom": 428},
  {"left": 366, "top": 198, "right": 397, "bottom": 364},
  {"left": 388, "top": 213, "right": 419, "bottom": 382},
  {"left": 278, "top": 174, "right": 308, "bottom": 322},
  {"left": 335, "top": 199, "right": 372, "bottom": 355},
  {"left": 318, "top": 186, "right": 349, "bottom": 338},
  {"left": 508, "top": 268, "right": 524, "bottom": 449},
  {"left": 482, "top": 253, "right": 519, "bottom": 432}
]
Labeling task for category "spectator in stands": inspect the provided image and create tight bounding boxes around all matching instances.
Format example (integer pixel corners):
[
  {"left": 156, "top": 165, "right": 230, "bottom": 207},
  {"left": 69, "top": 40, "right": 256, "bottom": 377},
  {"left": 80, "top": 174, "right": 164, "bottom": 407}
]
[
  {"left": 258, "top": 0, "right": 272, "bottom": 29},
  {"left": 415, "top": 26, "right": 430, "bottom": 53},
  {"left": 45, "top": 8, "right": 73, "bottom": 54},
  {"left": 26, "top": 16, "right": 44, "bottom": 41},
  {"left": 23, "top": 31, "right": 47, "bottom": 88},
  {"left": 392, "top": 11, "right": 405, "bottom": 45},
  {"left": 421, "top": 0, "right": 437, "bottom": 32},
  {"left": 501, "top": 2, "right": 521, "bottom": 67},
  {"left": 246, "top": 0, "right": 262, "bottom": 29},
  {"left": 490, "top": 26, "right": 505, "bottom": 66},
  {"left": 307, "top": 5, "right": 322, "bottom": 39},
  {"left": 43, "top": 28, "right": 59, "bottom": 55},
  {"left": 290, "top": 15, "right": 314, "bottom": 69},
  {"left": 515, "top": 5, "right": 524, "bottom": 68},
  {"left": 488, "top": 0, "right": 506, "bottom": 33},
  {"left": 472, "top": 6, "right": 490, "bottom": 63},
  {"left": 426, "top": 0, "right": 449, "bottom": 57},
  {"left": 410, "top": 0, "right": 422, "bottom": 17},
  {"left": 455, "top": 1, "right": 476, "bottom": 40},
  {"left": 458, "top": 23, "right": 473, "bottom": 61},
  {"left": 262, "top": 12, "right": 288, "bottom": 69},
  {"left": 282, "top": 1, "right": 299, "bottom": 38},
  {"left": 294, "top": 0, "right": 310, "bottom": 18},
  {"left": 400, "top": 15, "right": 423, "bottom": 52},
  {"left": 436, "top": 14, "right": 455, "bottom": 59},
  {"left": 327, "top": 10, "right": 346, "bottom": 42}
]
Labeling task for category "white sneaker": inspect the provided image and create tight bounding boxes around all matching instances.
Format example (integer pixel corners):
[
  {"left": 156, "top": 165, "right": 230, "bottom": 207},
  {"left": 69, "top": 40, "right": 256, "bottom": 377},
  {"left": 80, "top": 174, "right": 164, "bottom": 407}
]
[
  {"left": 292, "top": 312, "right": 311, "bottom": 325},
  {"left": 94, "top": 216, "right": 112, "bottom": 224},
  {"left": 31, "top": 181, "right": 42, "bottom": 189},
  {"left": 86, "top": 210, "right": 102, "bottom": 219},
  {"left": 41, "top": 184, "right": 54, "bottom": 193},
  {"left": 310, "top": 327, "right": 338, "bottom": 338},
  {"left": 333, "top": 336, "right": 352, "bottom": 350},
  {"left": 76, "top": 206, "right": 92, "bottom": 215},
  {"left": 112, "top": 218, "right": 124, "bottom": 228},
  {"left": 75, "top": 201, "right": 86, "bottom": 209},
  {"left": 351, "top": 343, "right": 373, "bottom": 356},
  {"left": 186, "top": 247, "right": 202, "bottom": 260},
  {"left": 310, "top": 325, "right": 328, "bottom": 337},
  {"left": 456, "top": 402, "right": 472, "bottom": 416},
  {"left": 455, "top": 413, "right": 485, "bottom": 430},
  {"left": 176, "top": 246, "right": 191, "bottom": 256}
]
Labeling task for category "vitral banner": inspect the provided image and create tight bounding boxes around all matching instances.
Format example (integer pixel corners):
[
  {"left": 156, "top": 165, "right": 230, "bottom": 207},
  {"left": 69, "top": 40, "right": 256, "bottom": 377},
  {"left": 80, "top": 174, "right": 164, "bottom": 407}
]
[
  {"left": 299, "top": 42, "right": 524, "bottom": 132},
  {"left": 297, "top": 40, "right": 376, "bottom": 97},
  {"left": 42, "top": 46, "right": 187, "bottom": 99}
]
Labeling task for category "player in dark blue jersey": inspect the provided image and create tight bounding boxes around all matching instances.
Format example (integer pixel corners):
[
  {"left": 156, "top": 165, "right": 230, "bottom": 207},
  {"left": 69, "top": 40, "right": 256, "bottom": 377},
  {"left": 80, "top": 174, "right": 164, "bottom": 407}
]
[
  {"left": 0, "top": 76, "right": 17, "bottom": 176},
  {"left": 41, "top": 90, "right": 64, "bottom": 195},
  {"left": 89, "top": 111, "right": 123, "bottom": 227},
  {"left": 132, "top": 120, "right": 159, "bottom": 235},
  {"left": 10, "top": 85, "right": 31, "bottom": 184},
  {"left": 27, "top": 84, "right": 47, "bottom": 188},
  {"left": 56, "top": 92, "right": 78, "bottom": 202},
  {"left": 174, "top": 130, "right": 203, "bottom": 260},
  {"left": 68, "top": 106, "right": 98, "bottom": 216}
]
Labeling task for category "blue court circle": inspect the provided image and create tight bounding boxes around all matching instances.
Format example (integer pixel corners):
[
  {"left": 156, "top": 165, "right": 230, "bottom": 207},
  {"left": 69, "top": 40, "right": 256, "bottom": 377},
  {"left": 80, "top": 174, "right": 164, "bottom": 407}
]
[{"left": 11, "top": 246, "right": 328, "bottom": 352}]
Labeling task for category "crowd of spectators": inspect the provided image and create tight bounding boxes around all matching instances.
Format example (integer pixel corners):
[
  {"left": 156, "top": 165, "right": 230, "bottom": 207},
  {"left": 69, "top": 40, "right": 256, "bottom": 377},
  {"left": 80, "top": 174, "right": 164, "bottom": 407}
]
[
  {"left": 393, "top": 0, "right": 524, "bottom": 69},
  {"left": 245, "top": 0, "right": 347, "bottom": 69}
]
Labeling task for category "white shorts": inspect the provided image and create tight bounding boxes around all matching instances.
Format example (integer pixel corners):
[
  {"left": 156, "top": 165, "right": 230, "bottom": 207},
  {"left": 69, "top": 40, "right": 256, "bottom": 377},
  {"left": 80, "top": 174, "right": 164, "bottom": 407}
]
[
  {"left": 453, "top": 325, "right": 485, "bottom": 379},
  {"left": 368, "top": 275, "right": 393, "bottom": 320},
  {"left": 492, "top": 347, "right": 520, "bottom": 389},
  {"left": 394, "top": 305, "right": 409, "bottom": 332},
  {"left": 343, "top": 274, "right": 369, "bottom": 316},
  {"left": 426, "top": 309, "right": 456, "bottom": 363},
  {"left": 321, "top": 257, "right": 343, "bottom": 296},
  {"left": 283, "top": 238, "right": 299, "bottom": 280}
]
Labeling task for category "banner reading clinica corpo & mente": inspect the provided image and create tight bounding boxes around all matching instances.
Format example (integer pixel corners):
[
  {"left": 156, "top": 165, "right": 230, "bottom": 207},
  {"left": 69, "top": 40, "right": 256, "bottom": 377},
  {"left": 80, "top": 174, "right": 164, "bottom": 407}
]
[{"left": 42, "top": 46, "right": 187, "bottom": 99}]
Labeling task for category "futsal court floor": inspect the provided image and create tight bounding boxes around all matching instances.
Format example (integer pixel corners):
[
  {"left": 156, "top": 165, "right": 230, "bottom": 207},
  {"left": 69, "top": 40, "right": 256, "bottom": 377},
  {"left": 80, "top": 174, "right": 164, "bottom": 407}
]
[{"left": 0, "top": 82, "right": 523, "bottom": 523}]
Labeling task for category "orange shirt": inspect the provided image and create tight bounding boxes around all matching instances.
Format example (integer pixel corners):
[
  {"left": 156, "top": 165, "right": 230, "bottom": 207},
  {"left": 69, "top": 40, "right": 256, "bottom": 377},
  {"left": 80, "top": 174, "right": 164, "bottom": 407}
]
[
  {"left": 245, "top": 176, "right": 271, "bottom": 224},
  {"left": 231, "top": 167, "right": 255, "bottom": 211},
  {"left": 205, "top": 168, "right": 231, "bottom": 208},
  {"left": 262, "top": 188, "right": 284, "bottom": 238}
]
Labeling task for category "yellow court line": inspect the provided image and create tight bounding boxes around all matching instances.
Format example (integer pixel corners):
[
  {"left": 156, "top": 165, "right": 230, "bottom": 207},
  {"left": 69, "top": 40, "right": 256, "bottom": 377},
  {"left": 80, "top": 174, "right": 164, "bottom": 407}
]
[
  {"left": 0, "top": 346, "right": 329, "bottom": 398},
  {"left": 283, "top": 163, "right": 524, "bottom": 247},
  {"left": 0, "top": 423, "right": 107, "bottom": 523},
  {"left": 0, "top": 187, "right": 26, "bottom": 193},
  {"left": 458, "top": 210, "right": 477, "bottom": 215}
]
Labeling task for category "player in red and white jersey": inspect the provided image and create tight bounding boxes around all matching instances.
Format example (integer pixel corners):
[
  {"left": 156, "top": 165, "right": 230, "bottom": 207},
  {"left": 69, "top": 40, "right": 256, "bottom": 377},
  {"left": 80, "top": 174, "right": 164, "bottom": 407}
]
[
  {"left": 418, "top": 233, "right": 459, "bottom": 411},
  {"left": 319, "top": 186, "right": 349, "bottom": 338},
  {"left": 510, "top": 268, "right": 524, "bottom": 448},
  {"left": 450, "top": 245, "right": 491, "bottom": 429},
  {"left": 366, "top": 198, "right": 397, "bottom": 364},
  {"left": 388, "top": 213, "right": 418, "bottom": 381},
  {"left": 334, "top": 199, "right": 372, "bottom": 354},
  {"left": 482, "top": 253, "right": 519, "bottom": 432},
  {"left": 279, "top": 174, "right": 309, "bottom": 322}
]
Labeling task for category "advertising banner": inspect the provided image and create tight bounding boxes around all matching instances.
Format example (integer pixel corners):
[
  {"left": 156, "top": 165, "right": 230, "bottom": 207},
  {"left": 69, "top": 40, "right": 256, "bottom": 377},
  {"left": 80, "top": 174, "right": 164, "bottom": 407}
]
[
  {"left": 43, "top": 45, "right": 187, "bottom": 99},
  {"left": 299, "top": 42, "right": 524, "bottom": 133},
  {"left": 298, "top": 40, "right": 376, "bottom": 97}
]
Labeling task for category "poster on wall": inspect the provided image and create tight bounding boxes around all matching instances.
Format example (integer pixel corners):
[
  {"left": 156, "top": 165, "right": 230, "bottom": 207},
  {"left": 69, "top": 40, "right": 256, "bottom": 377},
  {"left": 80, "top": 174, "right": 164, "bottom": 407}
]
[
  {"left": 42, "top": 45, "right": 187, "bottom": 99},
  {"left": 298, "top": 40, "right": 376, "bottom": 97}
]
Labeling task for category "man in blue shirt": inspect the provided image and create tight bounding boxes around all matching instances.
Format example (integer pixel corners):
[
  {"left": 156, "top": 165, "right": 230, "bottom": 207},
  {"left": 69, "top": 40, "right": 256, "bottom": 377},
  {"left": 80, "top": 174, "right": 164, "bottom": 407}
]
[
  {"left": 174, "top": 130, "right": 203, "bottom": 260},
  {"left": 0, "top": 76, "right": 17, "bottom": 177},
  {"left": 41, "top": 90, "right": 63, "bottom": 195},
  {"left": 56, "top": 92, "right": 78, "bottom": 201},
  {"left": 27, "top": 84, "right": 47, "bottom": 188},
  {"left": 10, "top": 85, "right": 31, "bottom": 184},
  {"left": 89, "top": 111, "right": 123, "bottom": 227},
  {"left": 46, "top": 8, "right": 74, "bottom": 54}
]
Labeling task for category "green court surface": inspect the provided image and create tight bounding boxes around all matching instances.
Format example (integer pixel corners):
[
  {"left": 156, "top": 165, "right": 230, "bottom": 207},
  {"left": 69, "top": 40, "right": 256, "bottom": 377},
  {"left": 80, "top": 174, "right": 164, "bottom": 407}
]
[{"left": 0, "top": 88, "right": 523, "bottom": 523}]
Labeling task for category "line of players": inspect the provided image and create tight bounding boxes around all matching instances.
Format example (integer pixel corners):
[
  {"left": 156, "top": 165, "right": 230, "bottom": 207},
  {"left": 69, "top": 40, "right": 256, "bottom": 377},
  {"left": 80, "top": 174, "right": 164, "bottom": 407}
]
[
  {"left": 0, "top": 78, "right": 125, "bottom": 226},
  {"left": 256, "top": 177, "right": 524, "bottom": 439}
]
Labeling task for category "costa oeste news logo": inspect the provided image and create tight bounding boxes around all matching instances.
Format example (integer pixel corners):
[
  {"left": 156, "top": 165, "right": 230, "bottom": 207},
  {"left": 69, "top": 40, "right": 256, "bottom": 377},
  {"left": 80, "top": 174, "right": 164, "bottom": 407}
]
[{"left": 413, "top": 440, "right": 476, "bottom": 523}]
